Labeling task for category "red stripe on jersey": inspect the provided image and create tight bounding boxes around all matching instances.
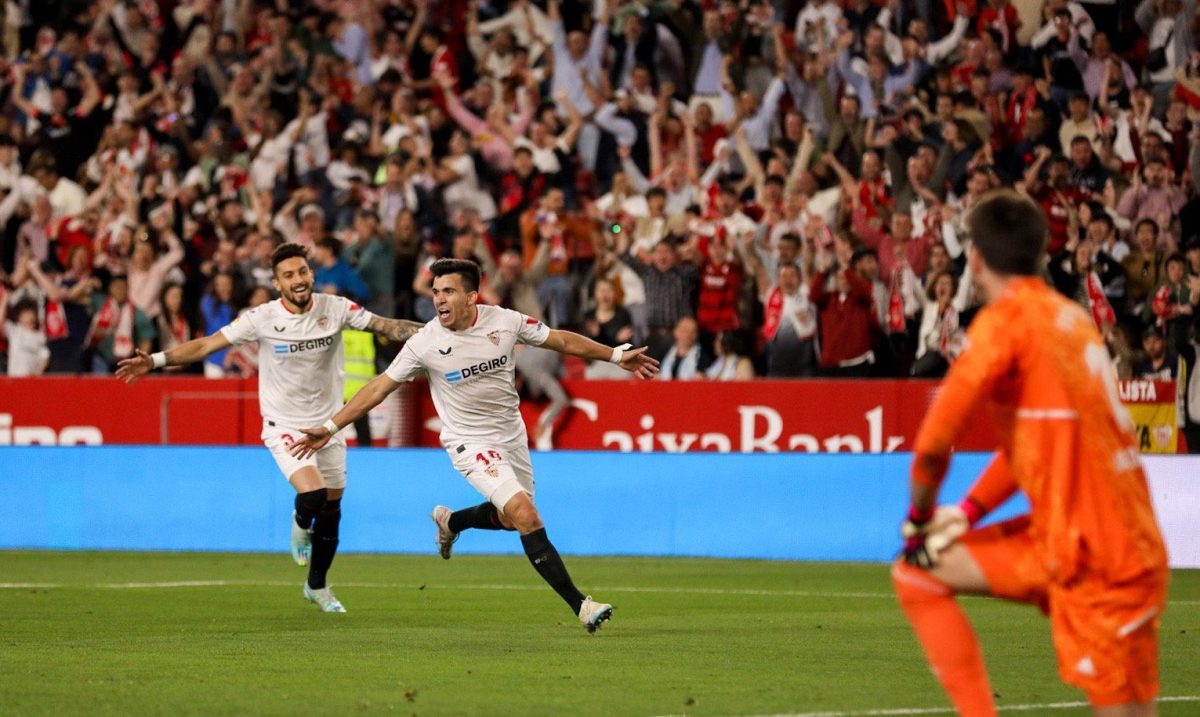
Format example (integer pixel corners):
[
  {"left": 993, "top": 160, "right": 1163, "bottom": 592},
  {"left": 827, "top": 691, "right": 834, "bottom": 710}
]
[{"left": 280, "top": 298, "right": 313, "bottom": 315}]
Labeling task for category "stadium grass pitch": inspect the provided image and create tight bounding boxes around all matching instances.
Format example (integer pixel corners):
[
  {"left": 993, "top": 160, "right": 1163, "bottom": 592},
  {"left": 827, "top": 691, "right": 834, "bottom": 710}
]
[{"left": 1, "top": 552, "right": 1197, "bottom": 716}]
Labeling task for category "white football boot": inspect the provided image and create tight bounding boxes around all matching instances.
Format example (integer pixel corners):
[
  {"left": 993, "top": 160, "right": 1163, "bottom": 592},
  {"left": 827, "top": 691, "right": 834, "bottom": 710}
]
[
  {"left": 303, "top": 583, "right": 347, "bottom": 613},
  {"left": 290, "top": 512, "right": 313, "bottom": 566},
  {"left": 431, "top": 505, "right": 459, "bottom": 560},
  {"left": 578, "top": 596, "right": 613, "bottom": 633}
]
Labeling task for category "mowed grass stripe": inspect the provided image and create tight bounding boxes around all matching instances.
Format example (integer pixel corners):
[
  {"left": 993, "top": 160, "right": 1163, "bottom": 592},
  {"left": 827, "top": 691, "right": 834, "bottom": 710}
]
[{"left": 0, "top": 552, "right": 1196, "bottom": 717}]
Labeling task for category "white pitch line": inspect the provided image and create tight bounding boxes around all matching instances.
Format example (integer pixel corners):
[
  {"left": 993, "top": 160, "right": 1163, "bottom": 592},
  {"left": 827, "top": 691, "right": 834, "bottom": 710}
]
[
  {"left": 97, "top": 580, "right": 234, "bottom": 589},
  {"left": 732, "top": 695, "right": 1200, "bottom": 717}
]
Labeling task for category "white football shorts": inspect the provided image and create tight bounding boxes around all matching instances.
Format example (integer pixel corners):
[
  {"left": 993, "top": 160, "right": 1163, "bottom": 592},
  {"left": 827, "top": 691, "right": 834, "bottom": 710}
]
[
  {"left": 447, "top": 441, "right": 534, "bottom": 511},
  {"left": 262, "top": 421, "right": 347, "bottom": 489}
]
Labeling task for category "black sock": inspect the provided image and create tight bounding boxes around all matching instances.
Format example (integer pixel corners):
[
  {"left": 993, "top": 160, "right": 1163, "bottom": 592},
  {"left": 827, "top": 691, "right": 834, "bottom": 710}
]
[
  {"left": 307, "top": 499, "right": 341, "bottom": 590},
  {"left": 294, "top": 488, "right": 328, "bottom": 530},
  {"left": 448, "top": 502, "right": 512, "bottom": 533},
  {"left": 520, "top": 528, "right": 585, "bottom": 614}
]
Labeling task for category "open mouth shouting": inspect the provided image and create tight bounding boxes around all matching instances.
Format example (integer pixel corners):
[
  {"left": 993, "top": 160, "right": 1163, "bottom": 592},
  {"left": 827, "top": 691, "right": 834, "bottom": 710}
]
[{"left": 291, "top": 283, "right": 312, "bottom": 304}]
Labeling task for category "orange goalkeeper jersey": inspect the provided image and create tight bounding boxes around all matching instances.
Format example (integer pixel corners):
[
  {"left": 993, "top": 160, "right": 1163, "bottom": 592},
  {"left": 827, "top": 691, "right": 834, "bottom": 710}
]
[{"left": 912, "top": 278, "right": 1167, "bottom": 585}]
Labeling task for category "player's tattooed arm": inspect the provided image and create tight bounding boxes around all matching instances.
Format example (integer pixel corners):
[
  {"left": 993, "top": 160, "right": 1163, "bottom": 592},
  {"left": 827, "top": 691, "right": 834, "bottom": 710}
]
[{"left": 367, "top": 317, "right": 423, "bottom": 342}]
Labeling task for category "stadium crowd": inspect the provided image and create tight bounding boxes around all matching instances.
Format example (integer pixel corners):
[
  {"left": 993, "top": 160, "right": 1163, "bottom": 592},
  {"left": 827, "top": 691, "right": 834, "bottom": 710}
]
[{"left": 0, "top": 0, "right": 1197, "bottom": 397}]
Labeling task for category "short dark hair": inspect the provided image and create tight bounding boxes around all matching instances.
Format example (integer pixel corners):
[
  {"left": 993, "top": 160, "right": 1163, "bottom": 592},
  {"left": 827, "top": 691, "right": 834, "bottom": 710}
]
[
  {"left": 1089, "top": 211, "right": 1115, "bottom": 230},
  {"left": 430, "top": 258, "right": 481, "bottom": 292},
  {"left": 851, "top": 246, "right": 879, "bottom": 266},
  {"left": 646, "top": 187, "right": 667, "bottom": 201},
  {"left": 1134, "top": 217, "right": 1159, "bottom": 237},
  {"left": 316, "top": 236, "right": 342, "bottom": 258},
  {"left": 271, "top": 242, "right": 310, "bottom": 271},
  {"left": 966, "top": 189, "right": 1047, "bottom": 276}
]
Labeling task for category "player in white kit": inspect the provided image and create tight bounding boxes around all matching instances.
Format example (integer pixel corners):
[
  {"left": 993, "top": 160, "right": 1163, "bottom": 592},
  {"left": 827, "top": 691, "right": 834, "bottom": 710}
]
[
  {"left": 290, "top": 258, "right": 659, "bottom": 632},
  {"left": 116, "top": 244, "right": 422, "bottom": 613}
]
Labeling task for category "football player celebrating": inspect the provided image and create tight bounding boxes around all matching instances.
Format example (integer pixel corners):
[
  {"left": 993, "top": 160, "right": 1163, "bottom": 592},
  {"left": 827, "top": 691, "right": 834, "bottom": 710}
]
[
  {"left": 117, "top": 244, "right": 423, "bottom": 613},
  {"left": 290, "top": 258, "right": 659, "bottom": 632}
]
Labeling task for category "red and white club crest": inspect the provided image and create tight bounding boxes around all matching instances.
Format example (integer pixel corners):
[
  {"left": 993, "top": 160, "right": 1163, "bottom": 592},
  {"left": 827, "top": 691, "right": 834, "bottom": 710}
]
[
  {"left": 487, "top": 330, "right": 500, "bottom": 346},
  {"left": 317, "top": 315, "right": 329, "bottom": 330}
]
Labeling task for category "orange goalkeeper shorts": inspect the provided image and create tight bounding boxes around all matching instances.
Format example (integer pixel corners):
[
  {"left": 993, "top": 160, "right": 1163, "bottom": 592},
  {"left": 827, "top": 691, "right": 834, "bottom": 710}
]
[{"left": 958, "top": 516, "right": 1167, "bottom": 707}]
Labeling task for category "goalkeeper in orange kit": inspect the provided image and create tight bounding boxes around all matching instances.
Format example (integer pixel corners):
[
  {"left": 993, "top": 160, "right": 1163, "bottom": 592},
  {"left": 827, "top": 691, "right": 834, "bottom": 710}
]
[{"left": 893, "top": 190, "right": 1169, "bottom": 717}]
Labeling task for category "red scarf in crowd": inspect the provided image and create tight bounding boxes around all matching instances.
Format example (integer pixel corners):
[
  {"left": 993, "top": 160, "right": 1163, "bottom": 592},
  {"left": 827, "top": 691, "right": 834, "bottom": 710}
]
[
  {"left": 763, "top": 285, "right": 817, "bottom": 342},
  {"left": 165, "top": 313, "right": 190, "bottom": 348},
  {"left": 938, "top": 304, "right": 961, "bottom": 358},
  {"left": 1087, "top": 272, "right": 1116, "bottom": 328},
  {"left": 887, "top": 269, "right": 906, "bottom": 334},
  {"left": 1005, "top": 86, "right": 1039, "bottom": 143},
  {"left": 762, "top": 285, "right": 785, "bottom": 341},
  {"left": 87, "top": 297, "right": 134, "bottom": 357},
  {"left": 44, "top": 300, "right": 68, "bottom": 341},
  {"left": 1150, "top": 283, "right": 1176, "bottom": 327},
  {"left": 858, "top": 178, "right": 892, "bottom": 219}
]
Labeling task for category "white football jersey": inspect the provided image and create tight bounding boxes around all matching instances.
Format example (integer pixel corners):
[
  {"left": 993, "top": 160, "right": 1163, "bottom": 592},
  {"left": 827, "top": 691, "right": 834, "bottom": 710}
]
[
  {"left": 385, "top": 305, "right": 550, "bottom": 447},
  {"left": 221, "top": 294, "right": 375, "bottom": 427}
]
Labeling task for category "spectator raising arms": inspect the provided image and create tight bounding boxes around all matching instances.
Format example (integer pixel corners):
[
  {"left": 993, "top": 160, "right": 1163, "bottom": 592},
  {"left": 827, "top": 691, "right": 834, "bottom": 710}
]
[{"left": 0, "top": 0, "right": 1192, "bottom": 425}]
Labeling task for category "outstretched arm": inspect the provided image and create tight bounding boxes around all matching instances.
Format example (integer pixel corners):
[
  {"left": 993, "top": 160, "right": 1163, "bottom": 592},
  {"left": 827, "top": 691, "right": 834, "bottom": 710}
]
[
  {"left": 539, "top": 329, "right": 659, "bottom": 379},
  {"left": 290, "top": 373, "right": 403, "bottom": 459},
  {"left": 366, "top": 316, "right": 423, "bottom": 343},
  {"left": 116, "top": 332, "right": 232, "bottom": 383}
]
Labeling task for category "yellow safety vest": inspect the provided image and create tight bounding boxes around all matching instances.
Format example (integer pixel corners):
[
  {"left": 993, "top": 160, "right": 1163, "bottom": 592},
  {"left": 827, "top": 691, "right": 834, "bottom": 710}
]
[{"left": 342, "top": 329, "right": 376, "bottom": 401}]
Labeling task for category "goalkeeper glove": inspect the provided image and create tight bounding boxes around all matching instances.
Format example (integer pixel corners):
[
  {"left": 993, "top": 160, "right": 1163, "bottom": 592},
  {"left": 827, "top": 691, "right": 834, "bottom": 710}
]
[
  {"left": 901, "top": 499, "right": 987, "bottom": 569},
  {"left": 900, "top": 505, "right": 936, "bottom": 569}
]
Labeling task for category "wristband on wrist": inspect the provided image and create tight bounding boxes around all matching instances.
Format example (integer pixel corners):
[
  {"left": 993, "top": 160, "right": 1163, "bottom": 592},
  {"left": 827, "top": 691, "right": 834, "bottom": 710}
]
[
  {"left": 609, "top": 342, "right": 632, "bottom": 364},
  {"left": 959, "top": 497, "right": 986, "bottom": 527},
  {"left": 323, "top": 419, "right": 340, "bottom": 436},
  {"left": 907, "top": 505, "right": 934, "bottom": 525},
  {"left": 151, "top": 352, "right": 167, "bottom": 369}
]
